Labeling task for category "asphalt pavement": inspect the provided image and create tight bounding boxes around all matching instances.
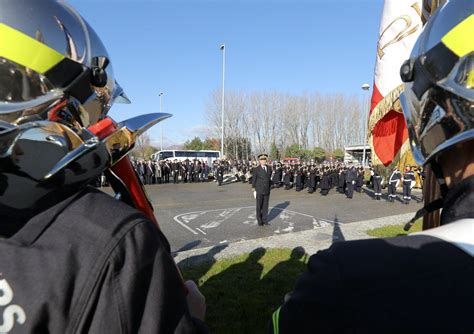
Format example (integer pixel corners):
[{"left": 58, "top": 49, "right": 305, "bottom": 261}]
[{"left": 134, "top": 180, "right": 423, "bottom": 253}]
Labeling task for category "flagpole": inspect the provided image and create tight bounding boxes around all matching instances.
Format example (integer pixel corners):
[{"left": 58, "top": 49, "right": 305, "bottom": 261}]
[{"left": 361, "top": 83, "right": 370, "bottom": 167}]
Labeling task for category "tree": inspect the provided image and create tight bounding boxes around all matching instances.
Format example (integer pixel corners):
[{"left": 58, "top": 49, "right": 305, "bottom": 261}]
[
  {"left": 270, "top": 142, "right": 279, "bottom": 161},
  {"left": 332, "top": 148, "right": 345, "bottom": 161},
  {"left": 203, "top": 137, "right": 220, "bottom": 151},
  {"left": 183, "top": 137, "right": 203, "bottom": 150},
  {"left": 131, "top": 132, "right": 156, "bottom": 160},
  {"left": 312, "top": 147, "right": 326, "bottom": 162}
]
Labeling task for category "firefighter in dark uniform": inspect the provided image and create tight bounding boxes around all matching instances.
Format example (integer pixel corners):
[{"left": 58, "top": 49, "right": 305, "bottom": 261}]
[
  {"left": 387, "top": 167, "right": 401, "bottom": 202},
  {"left": 283, "top": 164, "right": 292, "bottom": 190},
  {"left": 252, "top": 154, "right": 272, "bottom": 226},
  {"left": 269, "top": 3, "right": 474, "bottom": 332},
  {"left": 0, "top": 2, "right": 207, "bottom": 332},
  {"left": 272, "top": 162, "right": 283, "bottom": 188},
  {"left": 307, "top": 164, "right": 317, "bottom": 194},
  {"left": 319, "top": 167, "right": 331, "bottom": 195},
  {"left": 355, "top": 167, "right": 365, "bottom": 192},
  {"left": 370, "top": 166, "right": 383, "bottom": 200},
  {"left": 402, "top": 165, "right": 416, "bottom": 204},
  {"left": 345, "top": 166, "right": 357, "bottom": 199}
]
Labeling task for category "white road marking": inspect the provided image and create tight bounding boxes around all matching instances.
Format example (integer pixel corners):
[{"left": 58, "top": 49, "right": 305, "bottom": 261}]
[
  {"left": 173, "top": 215, "right": 199, "bottom": 235},
  {"left": 173, "top": 206, "right": 337, "bottom": 235},
  {"left": 196, "top": 228, "right": 207, "bottom": 235}
]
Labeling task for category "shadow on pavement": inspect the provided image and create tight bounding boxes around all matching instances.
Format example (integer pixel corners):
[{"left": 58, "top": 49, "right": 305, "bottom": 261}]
[
  {"left": 268, "top": 201, "right": 291, "bottom": 222},
  {"left": 175, "top": 239, "right": 202, "bottom": 253},
  {"left": 332, "top": 215, "right": 346, "bottom": 243}
]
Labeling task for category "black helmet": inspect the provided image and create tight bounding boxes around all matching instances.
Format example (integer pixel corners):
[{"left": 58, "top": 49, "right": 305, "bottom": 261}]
[
  {"left": 400, "top": 0, "right": 474, "bottom": 165},
  {"left": 0, "top": 0, "right": 128, "bottom": 218}
]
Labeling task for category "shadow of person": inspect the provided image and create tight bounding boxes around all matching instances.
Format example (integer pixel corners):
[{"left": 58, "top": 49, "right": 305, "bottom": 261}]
[
  {"left": 268, "top": 201, "right": 290, "bottom": 222},
  {"left": 199, "top": 247, "right": 266, "bottom": 333},
  {"left": 175, "top": 239, "right": 202, "bottom": 253},
  {"left": 362, "top": 187, "right": 376, "bottom": 199},
  {"left": 178, "top": 244, "right": 228, "bottom": 282},
  {"left": 260, "top": 247, "right": 307, "bottom": 314}
]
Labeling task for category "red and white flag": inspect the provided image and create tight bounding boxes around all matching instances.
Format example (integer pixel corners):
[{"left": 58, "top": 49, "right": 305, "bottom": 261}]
[{"left": 369, "top": 0, "right": 424, "bottom": 167}]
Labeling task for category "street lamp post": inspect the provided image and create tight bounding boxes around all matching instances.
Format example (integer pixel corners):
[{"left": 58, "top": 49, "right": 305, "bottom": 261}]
[
  {"left": 159, "top": 92, "right": 164, "bottom": 151},
  {"left": 220, "top": 44, "right": 225, "bottom": 159},
  {"left": 361, "top": 83, "right": 370, "bottom": 167}
]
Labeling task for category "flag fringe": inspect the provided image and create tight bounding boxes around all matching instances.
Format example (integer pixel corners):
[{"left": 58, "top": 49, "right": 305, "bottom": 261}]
[{"left": 368, "top": 84, "right": 404, "bottom": 133}]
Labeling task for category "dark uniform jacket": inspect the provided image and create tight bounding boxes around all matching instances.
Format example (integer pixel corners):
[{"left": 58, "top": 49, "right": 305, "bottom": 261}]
[
  {"left": 270, "top": 176, "right": 474, "bottom": 334},
  {"left": 0, "top": 187, "right": 207, "bottom": 334},
  {"left": 252, "top": 165, "right": 272, "bottom": 195}
]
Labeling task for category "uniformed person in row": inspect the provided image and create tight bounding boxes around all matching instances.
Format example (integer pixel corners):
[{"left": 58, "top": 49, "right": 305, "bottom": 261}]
[
  {"left": 172, "top": 159, "right": 180, "bottom": 184},
  {"left": 355, "top": 167, "right": 365, "bottom": 192},
  {"left": 307, "top": 164, "right": 318, "bottom": 194},
  {"left": 319, "top": 167, "right": 331, "bottom": 195},
  {"left": 387, "top": 167, "right": 402, "bottom": 202},
  {"left": 345, "top": 165, "right": 357, "bottom": 199},
  {"left": 402, "top": 165, "right": 416, "bottom": 204},
  {"left": 272, "top": 162, "right": 283, "bottom": 188},
  {"left": 282, "top": 163, "right": 292, "bottom": 190},
  {"left": 216, "top": 160, "right": 224, "bottom": 186},
  {"left": 294, "top": 163, "right": 304, "bottom": 192},
  {"left": 370, "top": 166, "right": 383, "bottom": 200}
]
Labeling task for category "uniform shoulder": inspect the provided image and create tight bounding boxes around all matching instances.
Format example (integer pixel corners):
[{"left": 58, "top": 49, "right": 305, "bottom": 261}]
[
  {"left": 59, "top": 186, "right": 152, "bottom": 241},
  {"left": 312, "top": 235, "right": 471, "bottom": 293}
]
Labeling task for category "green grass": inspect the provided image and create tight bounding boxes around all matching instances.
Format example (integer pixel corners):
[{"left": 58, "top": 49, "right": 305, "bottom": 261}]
[
  {"left": 181, "top": 248, "right": 308, "bottom": 334},
  {"left": 366, "top": 219, "right": 423, "bottom": 238}
]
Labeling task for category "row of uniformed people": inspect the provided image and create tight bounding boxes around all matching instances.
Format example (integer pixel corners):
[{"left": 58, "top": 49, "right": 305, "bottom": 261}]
[{"left": 235, "top": 161, "right": 423, "bottom": 204}]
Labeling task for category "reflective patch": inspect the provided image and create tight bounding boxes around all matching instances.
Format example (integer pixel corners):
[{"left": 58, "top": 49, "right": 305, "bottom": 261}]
[
  {"left": 0, "top": 23, "right": 64, "bottom": 74},
  {"left": 272, "top": 306, "right": 281, "bottom": 334},
  {"left": 442, "top": 14, "right": 474, "bottom": 57}
]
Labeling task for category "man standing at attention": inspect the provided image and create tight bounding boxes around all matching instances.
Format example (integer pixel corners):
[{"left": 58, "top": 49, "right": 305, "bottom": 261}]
[{"left": 252, "top": 154, "right": 272, "bottom": 226}]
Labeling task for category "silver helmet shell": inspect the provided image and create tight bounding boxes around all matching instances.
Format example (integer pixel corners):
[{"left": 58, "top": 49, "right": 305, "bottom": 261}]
[
  {"left": 400, "top": 0, "right": 474, "bottom": 165},
  {"left": 0, "top": 0, "right": 126, "bottom": 215}
]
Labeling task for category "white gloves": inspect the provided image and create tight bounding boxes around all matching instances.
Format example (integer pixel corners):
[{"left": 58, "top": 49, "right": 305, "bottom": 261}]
[{"left": 253, "top": 190, "right": 257, "bottom": 199}]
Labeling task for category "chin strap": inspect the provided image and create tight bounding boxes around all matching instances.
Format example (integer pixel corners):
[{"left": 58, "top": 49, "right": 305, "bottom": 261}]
[
  {"left": 403, "top": 198, "right": 444, "bottom": 231},
  {"left": 404, "top": 160, "right": 449, "bottom": 231}
]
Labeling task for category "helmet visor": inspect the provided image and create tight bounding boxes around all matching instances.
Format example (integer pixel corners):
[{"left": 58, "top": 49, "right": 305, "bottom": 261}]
[{"left": 0, "top": 57, "right": 62, "bottom": 123}]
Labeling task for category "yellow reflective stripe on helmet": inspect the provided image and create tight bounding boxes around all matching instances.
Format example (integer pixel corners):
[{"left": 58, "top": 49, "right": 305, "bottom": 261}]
[
  {"left": 272, "top": 306, "right": 281, "bottom": 334},
  {"left": 441, "top": 14, "right": 474, "bottom": 57},
  {"left": 467, "top": 69, "right": 474, "bottom": 89},
  {"left": 0, "top": 23, "right": 64, "bottom": 74}
]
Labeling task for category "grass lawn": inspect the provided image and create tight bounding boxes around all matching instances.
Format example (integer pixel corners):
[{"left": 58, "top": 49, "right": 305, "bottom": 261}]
[
  {"left": 366, "top": 219, "right": 423, "bottom": 237},
  {"left": 181, "top": 247, "right": 308, "bottom": 334}
]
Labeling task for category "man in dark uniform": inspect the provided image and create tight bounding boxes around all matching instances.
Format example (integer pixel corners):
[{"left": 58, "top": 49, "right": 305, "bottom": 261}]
[
  {"left": 172, "top": 159, "right": 180, "bottom": 184},
  {"left": 319, "top": 167, "right": 331, "bottom": 196},
  {"left": 402, "top": 165, "right": 416, "bottom": 204},
  {"left": 345, "top": 165, "right": 357, "bottom": 199},
  {"left": 216, "top": 161, "right": 224, "bottom": 186},
  {"left": 269, "top": 3, "right": 474, "bottom": 332},
  {"left": 370, "top": 166, "right": 383, "bottom": 200},
  {"left": 355, "top": 167, "right": 365, "bottom": 192},
  {"left": 252, "top": 154, "right": 272, "bottom": 226},
  {"left": 387, "top": 167, "right": 401, "bottom": 202},
  {"left": 295, "top": 163, "right": 304, "bottom": 192},
  {"left": 272, "top": 162, "right": 283, "bottom": 188},
  {"left": 0, "top": 1, "right": 207, "bottom": 332}
]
